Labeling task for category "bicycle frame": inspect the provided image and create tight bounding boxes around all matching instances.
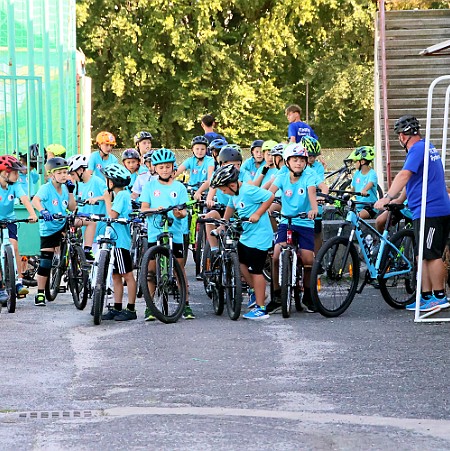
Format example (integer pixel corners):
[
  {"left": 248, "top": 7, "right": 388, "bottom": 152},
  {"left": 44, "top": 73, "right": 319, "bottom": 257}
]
[{"left": 0, "top": 227, "right": 17, "bottom": 280}]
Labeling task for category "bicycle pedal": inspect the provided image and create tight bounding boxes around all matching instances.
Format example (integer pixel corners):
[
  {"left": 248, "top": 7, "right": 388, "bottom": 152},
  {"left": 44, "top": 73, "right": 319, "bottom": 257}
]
[{"left": 58, "top": 286, "right": 67, "bottom": 293}]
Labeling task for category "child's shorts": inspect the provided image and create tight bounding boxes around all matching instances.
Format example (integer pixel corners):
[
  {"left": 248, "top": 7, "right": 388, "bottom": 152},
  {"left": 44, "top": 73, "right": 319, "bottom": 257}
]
[
  {"left": 275, "top": 223, "right": 314, "bottom": 252},
  {"left": 148, "top": 242, "right": 184, "bottom": 259},
  {"left": 40, "top": 228, "right": 64, "bottom": 250},
  {"left": 314, "top": 218, "right": 322, "bottom": 234},
  {"left": 6, "top": 223, "right": 18, "bottom": 240},
  {"left": 113, "top": 248, "right": 133, "bottom": 275},
  {"left": 237, "top": 242, "right": 268, "bottom": 275}
]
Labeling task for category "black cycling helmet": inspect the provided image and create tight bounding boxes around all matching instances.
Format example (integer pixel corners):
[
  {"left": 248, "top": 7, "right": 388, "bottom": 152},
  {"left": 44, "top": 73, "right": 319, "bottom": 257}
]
[
  {"left": 191, "top": 135, "right": 209, "bottom": 147},
  {"left": 143, "top": 150, "right": 154, "bottom": 163},
  {"left": 45, "top": 157, "right": 69, "bottom": 173},
  {"left": 133, "top": 131, "right": 153, "bottom": 145},
  {"left": 218, "top": 145, "right": 243, "bottom": 165},
  {"left": 101, "top": 163, "right": 131, "bottom": 188},
  {"left": 394, "top": 115, "right": 420, "bottom": 136},
  {"left": 122, "top": 148, "right": 141, "bottom": 161},
  {"left": 250, "top": 139, "right": 264, "bottom": 153},
  {"left": 210, "top": 164, "right": 240, "bottom": 188}
]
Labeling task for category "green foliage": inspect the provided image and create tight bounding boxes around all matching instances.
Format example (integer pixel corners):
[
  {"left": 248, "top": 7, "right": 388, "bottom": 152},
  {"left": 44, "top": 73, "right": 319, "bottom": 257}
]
[{"left": 77, "top": 0, "right": 377, "bottom": 149}]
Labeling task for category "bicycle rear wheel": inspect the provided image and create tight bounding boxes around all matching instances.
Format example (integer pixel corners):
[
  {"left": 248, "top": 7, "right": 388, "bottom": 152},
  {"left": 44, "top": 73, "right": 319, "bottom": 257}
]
[
  {"left": 378, "top": 228, "right": 416, "bottom": 309},
  {"left": 224, "top": 251, "right": 242, "bottom": 320},
  {"left": 280, "top": 250, "right": 293, "bottom": 318},
  {"left": 136, "top": 236, "right": 148, "bottom": 298},
  {"left": 202, "top": 242, "right": 224, "bottom": 314},
  {"left": 195, "top": 222, "right": 206, "bottom": 278},
  {"left": 68, "top": 245, "right": 89, "bottom": 310},
  {"left": 311, "top": 236, "right": 360, "bottom": 317},
  {"left": 140, "top": 245, "right": 187, "bottom": 323},
  {"left": 93, "top": 250, "right": 109, "bottom": 325},
  {"left": 4, "top": 245, "right": 17, "bottom": 313},
  {"left": 45, "top": 243, "right": 66, "bottom": 302}
]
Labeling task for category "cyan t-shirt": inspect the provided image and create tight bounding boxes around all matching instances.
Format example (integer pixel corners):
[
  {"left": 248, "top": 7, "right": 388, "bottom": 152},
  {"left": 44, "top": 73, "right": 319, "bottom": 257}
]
[
  {"left": 254, "top": 165, "right": 279, "bottom": 187},
  {"left": 0, "top": 182, "right": 26, "bottom": 220},
  {"left": 110, "top": 189, "right": 132, "bottom": 250},
  {"left": 241, "top": 157, "right": 264, "bottom": 180},
  {"left": 288, "top": 121, "right": 318, "bottom": 143},
  {"left": 227, "top": 183, "right": 273, "bottom": 250},
  {"left": 35, "top": 182, "right": 69, "bottom": 236},
  {"left": 140, "top": 179, "right": 189, "bottom": 244},
  {"left": 88, "top": 151, "right": 118, "bottom": 179},
  {"left": 181, "top": 155, "right": 215, "bottom": 186},
  {"left": 17, "top": 170, "right": 39, "bottom": 196},
  {"left": 351, "top": 168, "right": 378, "bottom": 213}
]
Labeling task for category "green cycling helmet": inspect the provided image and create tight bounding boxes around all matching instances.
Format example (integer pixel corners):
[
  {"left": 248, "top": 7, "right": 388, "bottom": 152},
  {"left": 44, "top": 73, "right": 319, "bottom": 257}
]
[
  {"left": 301, "top": 136, "right": 321, "bottom": 156},
  {"left": 347, "top": 146, "right": 375, "bottom": 162},
  {"left": 261, "top": 140, "right": 278, "bottom": 152}
]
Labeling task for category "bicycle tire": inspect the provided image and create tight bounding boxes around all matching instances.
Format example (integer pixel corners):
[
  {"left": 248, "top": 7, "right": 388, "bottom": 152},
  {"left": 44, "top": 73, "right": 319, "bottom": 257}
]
[
  {"left": 130, "top": 226, "right": 139, "bottom": 269},
  {"left": 280, "top": 250, "right": 293, "bottom": 318},
  {"left": 140, "top": 245, "right": 187, "bottom": 323},
  {"left": 378, "top": 228, "right": 416, "bottom": 309},
  {"left": 201, "top": 241, "right": 213, "bottom": 298},
  {"left": 262, "top": 251, "right": 272, "bottom": 283},
  {"left": 202, "top": 241, "right": 224, "bottom": 314},
  {"left": 93, "top": 250, "right": 109, "bottom": 325},
  {"left": 311, "top": 236, "right": 360, "bottom": 317},
  {"left": 136, "top": 236, "right": 148, "bottom": 298},
  {"left": 224, "top": 251, "right": 242, "bottom": 320},
  {"left": 68, "top": 245, "right": 89, "bottom": 310},
  {"left": 45, "top": 242, "right": 67, "bottom": 302},
  {"left": 195, "top": 222, "right": 206, "bottom": 277},
  {"left": 5, "top": 245, "right": 16, "bottom": 313}
]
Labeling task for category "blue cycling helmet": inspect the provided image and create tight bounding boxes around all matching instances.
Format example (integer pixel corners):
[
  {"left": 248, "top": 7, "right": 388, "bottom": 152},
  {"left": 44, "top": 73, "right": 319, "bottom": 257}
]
[
  {"left": 208, "top": 138, "right": 228, "bottom": 154},
  {"left": 191, "top": 136, "right": 209, "bottom": 147},
  {"left": 151, "top": 148, "right": 176, "bottom": 165},
  {"left": 101, "top": 163, "right": 131, "bottom": 188}
]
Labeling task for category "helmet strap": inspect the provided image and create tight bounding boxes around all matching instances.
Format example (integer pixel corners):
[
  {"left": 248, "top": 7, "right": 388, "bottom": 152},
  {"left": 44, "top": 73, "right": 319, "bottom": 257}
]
[
  {"left": 274, "top": 156, "right": 283, "bottom": 170},
  {"left": 158, "top": 175, "right": 172, "bottom": 183},
  {"left": 228, "top": 182, "right": 240, "bottom": 196},
  {"left": 287, "top": 161, "right": 303, "bottom": 178}
]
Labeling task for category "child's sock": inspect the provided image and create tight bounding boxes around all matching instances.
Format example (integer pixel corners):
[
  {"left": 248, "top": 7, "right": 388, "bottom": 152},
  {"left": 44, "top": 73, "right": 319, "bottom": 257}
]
[
  {"left": 114, "top": 303, "right": 123, "bottom": 311},
  {"left": 127, "top": 303, "right": 135, "bottom": 312},
  {"left": 421, "top": 291, "right": 433, "bottom": 300},
  {"left": 434, "top": 290, "right": 446, "bottom": 300}
]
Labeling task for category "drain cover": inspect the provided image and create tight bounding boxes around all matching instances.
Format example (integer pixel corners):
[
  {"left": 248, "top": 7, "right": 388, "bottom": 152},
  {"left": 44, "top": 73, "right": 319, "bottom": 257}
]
[{"left": 18, "top": 410, "right": 96, "bottom": 420}]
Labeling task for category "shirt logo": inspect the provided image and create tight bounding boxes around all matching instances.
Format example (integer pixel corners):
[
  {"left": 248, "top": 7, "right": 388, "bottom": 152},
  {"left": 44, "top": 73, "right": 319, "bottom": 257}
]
[
  {"left": 356, "top": 177, "right": 361, "bottom": 184},
  {"left": 238, "top": 201, "right": 245, "bottom": 209},
  {"left": 298, "top": 188, "right": 305, "bottom": 195},
  {"left": 8, "top": 194, "right": 14, "bottom": 201},
  {"left": 192, "top": 169, "right": 198, "bottom": 175},
  {"left": 153, "top": 190, "right": 161, "bottom": 197},
  {"left": 170, "top": 191, "right": 178, "bottom": 199},
  {"left": 0, "top": 196, "right": 3, "bottom": 202},
  {"left": 285, "top": 189, "right": 293, "bottom": 197},
  {"left": 88, "top": 191, "right": 94, "bottom": 198},
  {"left": 52, "top": 199, "right": 59, "bottom": 206},
  {"left": 62, "top": 200, "right": 68, "bottom": 207}
]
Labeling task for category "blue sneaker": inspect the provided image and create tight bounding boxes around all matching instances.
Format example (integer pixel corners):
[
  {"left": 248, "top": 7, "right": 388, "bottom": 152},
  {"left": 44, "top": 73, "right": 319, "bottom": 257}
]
[
  {"left": 406, "top": 297, "right": 428, "bottom": 311},
  {"left": 243, "top": 306, "right": 269, "bottom": 320},
  {"left": 420, "top": 296, "right": 450, "bottom": 312},
  {"left": 0, "top": 289, "right": 8, "bottom": 303},
  {"left": 247, "top": 288, "right": 256, "bottom": 309}
]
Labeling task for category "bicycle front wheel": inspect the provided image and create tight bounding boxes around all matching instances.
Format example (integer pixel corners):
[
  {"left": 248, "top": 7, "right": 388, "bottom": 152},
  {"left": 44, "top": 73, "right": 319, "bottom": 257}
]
[
  {"left": 195, "top": 221, "right": 206, "bottom": 278},
  {"left": 202, "top": 242, "right": 224, "bottom": 314},
  {"left": 311, "top": 236, "right": 360, "bottom": 317},
  {"left": 280, "top": 250, "right": 293, "bottom": 318},
  {"left": 224, "top": 251, "right": 242, "bottom": 320},
  {"left": 378, "top": 228, "right": 416, "bottom": 309},
  {"left": 92, "top": 250, "right": 109, "bottom": 325},
  {"left": 45, "top": 243, "right": 67, "bottom": 302},
  {"left": 140, "top": 245, "right": 187, "bottom": 323},
  {"left": 68, "top": 245, "right": 89, "bottom": 310},
  {"left": 136, "top": 236, "right": 148, "bottom": 298},
  {"left": 5, "top": 245, "right": 16, "bottom": 313}
]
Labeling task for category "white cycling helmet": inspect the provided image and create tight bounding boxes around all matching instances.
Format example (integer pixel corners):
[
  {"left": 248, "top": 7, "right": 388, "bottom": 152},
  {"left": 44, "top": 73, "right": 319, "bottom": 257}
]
[
  {"left": 68, "top": 155, "right": 88, "bottom": 172},
  {"left": 283, "top": 142, "right": 308, "bottom": 162}
]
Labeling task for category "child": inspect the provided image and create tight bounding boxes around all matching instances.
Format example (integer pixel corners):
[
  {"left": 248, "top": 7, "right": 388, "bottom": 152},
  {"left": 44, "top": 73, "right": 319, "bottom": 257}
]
[
  {"left": 252, "top": 140, "right": 279, "bottom": 188},
  {"left": 348, "top": 146, "right": 378, "bottom": 219},
  {"left": 285, "top": 104, "right": 318, "bottom": 143},
  {"left": 17, "top": 153, "right": 39, "bottom": 197},
  {"left": 67, "top": 155, "right": 106, "bottom": 258},
  {"left": 31, "top": 158, "right": 77, "bottom": 306},
  {"left": 175, "top": 136, "right": 215, "bottom": 200},
  {"left": 0, "top": 155, "right": 38, "bottom": 300},
  {"left": 131, "top": 150, "right": 157, "bottom": 200},
  {"left": 140, "top": 148, "right": 194, "bottom": 320},
  {"left": 267, "top": 143, "right": 318, "bottom": 314},
  {"left": 88, "top": 131, "right": 118, "bottom": 179},
  {"left": 210, "top": 164, "right": 274, "bottom": 320},
  {"left": 101, "top": 164, "right": 137, "bottom": 321},
  {"left": 201, "top": 114, "right": 226, "bottom": 143},
  {"left": 241, "top": 139, "right": 265, "bottom": 180},
  {"left": 45, "top": 143, "right": 67, "bottom": 160},
  {"left": 207, "top": 138, "right": 228, "bottom": 166},
  {"left": 133, "top": 130, "right": 153, "bottom": 157},
  {"left": 121, "top": 148, "right": 141, "bottom": 190}
]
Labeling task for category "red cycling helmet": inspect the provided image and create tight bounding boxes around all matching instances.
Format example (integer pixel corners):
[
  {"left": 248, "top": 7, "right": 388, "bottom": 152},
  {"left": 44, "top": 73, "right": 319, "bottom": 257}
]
[{"left": 0, "top": 155, "right": 25, "bottom": 172}]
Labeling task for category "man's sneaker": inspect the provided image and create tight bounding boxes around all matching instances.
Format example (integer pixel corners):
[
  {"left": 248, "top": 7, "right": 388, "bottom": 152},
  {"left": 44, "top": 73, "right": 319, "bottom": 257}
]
[
  {"left": 266, "top": 299, "right": 282, "bottom": 314},
  {"left": 183, "top": 305, "right": 195, "bottom": 319},
  {"left": 301, "top": 293, "right": 316, "bottom": 313},
  {"left": 420, "top": 296, "right": 450, "bottom": 312},
  {"left": 247, "top": 288, "right": 256, "bottom": 309},
  {"left": 34, "top": 293, "right": 46, "bottom": 306},
  {"left": 144, "top": 307, "right": 156, "bottom": 322},
  {"left": 84, "top": 250, "right": 95, "bottom": 262},
  {"left": 114, "top": 308, "right": 137, "bottom": 321},
  {"left": 243, "top": 306, "right": 269, "bottom": 320},
  {"left": 195, "top": 273, "right": 203, "bottom": 281},
  {"left": 0, "top": 288, "right": 8, "bottom": 303},
  {"left": 102, "top": 308, "right": 121, "bottom": 320},
  {"left": 406, "top": 297, "right": 428, "bottom": 311},
  {"left": 16, "top": 283, "right": 29, "bottom": 296}
]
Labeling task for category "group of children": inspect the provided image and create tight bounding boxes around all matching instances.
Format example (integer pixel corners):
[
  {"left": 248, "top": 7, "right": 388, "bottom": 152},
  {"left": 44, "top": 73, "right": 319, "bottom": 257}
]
[{"left": 1, "top": 104, "right": 380, "bottom": 322}]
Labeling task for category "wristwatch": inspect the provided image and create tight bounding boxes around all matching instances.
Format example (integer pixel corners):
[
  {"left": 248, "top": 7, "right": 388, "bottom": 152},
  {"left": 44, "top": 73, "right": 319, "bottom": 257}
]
[{"left": 383, "top": 193, "right": 394, "bottom": 200}]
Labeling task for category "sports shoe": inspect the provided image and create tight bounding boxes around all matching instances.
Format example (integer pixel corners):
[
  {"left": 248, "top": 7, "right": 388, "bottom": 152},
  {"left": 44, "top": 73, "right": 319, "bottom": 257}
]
[
  {"left": 243, "top": 306, "right": 269, "bottom": 320},
  {"left": 183, "top": 305, "right": 195, "bottom": 319},
  {"left": 0, "top": 289, "right": 8, "bottom": 303},
  {"left": 34, "top": 293, "right": 46, "bottom": 306},
  {"left": 247, "top": 288, "right": 256, "bottom": 309},
  {"left": 101, "top": 308, "right": 121, "bottom": 320},
  {"left": 266, "top": 299, "right": 282, "bottom": 314},
  {"left": 16, "top": 283, "right": 29, "bottom": 296},
  {"left": 114, "top": 308, "right": 137, "bottom": 321},
  {"left": 406, "top": 297, "right": 428, "bottom": 311},
  {"left": 144, "top": 307, "right": 156, "bottom": 322},
  {"left": 301, "top": 292, "right": 316, "bottom": 313},
  {"left": 84, "top": 250, "right": 95, "bottom": 262},
  {"left": 420, "top": 296, "right": 450, "bottom": 312}
]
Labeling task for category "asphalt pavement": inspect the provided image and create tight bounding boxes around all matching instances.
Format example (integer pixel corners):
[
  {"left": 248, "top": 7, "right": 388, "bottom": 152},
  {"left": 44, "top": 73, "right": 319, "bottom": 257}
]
[{"left": 1, "top": 259, "right": 450, "bottom": 451}]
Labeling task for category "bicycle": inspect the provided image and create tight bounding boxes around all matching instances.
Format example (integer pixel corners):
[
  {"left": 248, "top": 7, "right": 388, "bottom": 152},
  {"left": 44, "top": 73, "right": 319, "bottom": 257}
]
[
  {"left": 87, "top": 215, "right": 132, "bottom": 325},
  {"left": 139, "top": 204, "right": 188, "bottom": 324},
  {"left": 270, "top": 212, "right": 309, "bottom": 318},
  {"left": 129, "top": 201, "right": 148, "bottom": 298},
  {"left": 199, "top": 217, "right": 245, "bottom": 320},
  {"left": 0, "top": 218, "right": 31, "bottom": 313},
  {"left": 311, "top": 193, "right": 417, "bottom": 317}
]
